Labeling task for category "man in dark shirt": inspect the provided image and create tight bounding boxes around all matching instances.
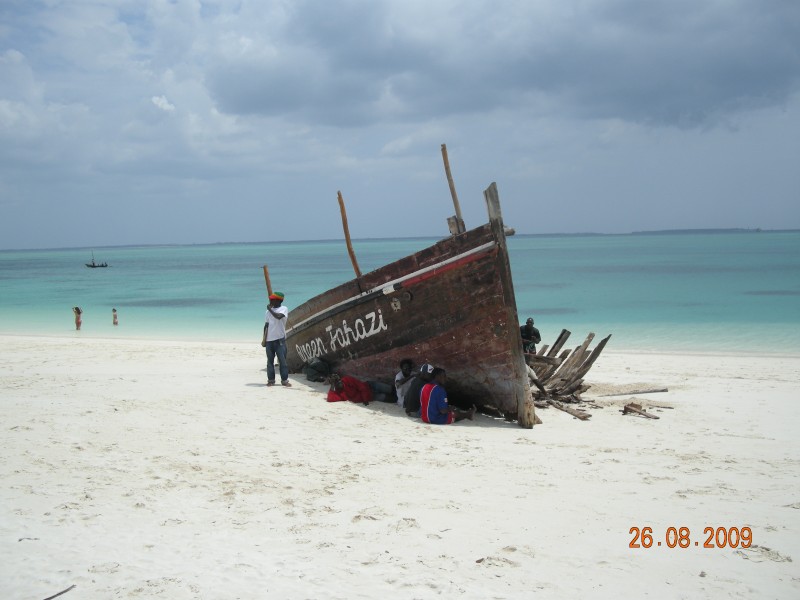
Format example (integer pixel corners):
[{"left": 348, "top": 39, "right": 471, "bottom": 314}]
[
  {"left": 404, "top": 363, "right": 434, "bottom": 417},
  {"left": 520, "top": 317, "right": 541, "bottom": 354}
]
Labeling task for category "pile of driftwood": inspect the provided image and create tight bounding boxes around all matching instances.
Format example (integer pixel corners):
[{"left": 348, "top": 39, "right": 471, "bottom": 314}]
[{"left": 525, "top": 330, "right": 611, "bottom": 421}]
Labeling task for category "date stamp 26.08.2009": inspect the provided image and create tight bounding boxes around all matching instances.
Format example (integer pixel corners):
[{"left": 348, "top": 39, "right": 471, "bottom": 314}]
[{"left": 629, "top": 526, "right": 752, "bottom": 549}]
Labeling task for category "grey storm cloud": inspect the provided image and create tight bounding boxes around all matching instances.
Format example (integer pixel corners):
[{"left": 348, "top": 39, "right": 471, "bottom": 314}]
[
  {"left": 205, "top": 0, "right": 800, "bottom": 128},
  {"left": 0, "top": 0, "right": 798, "bottom": 249}
]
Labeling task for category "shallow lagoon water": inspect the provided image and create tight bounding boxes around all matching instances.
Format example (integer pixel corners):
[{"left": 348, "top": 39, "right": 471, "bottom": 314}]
[{"left": 1, "top": 231, "right": 798, "bottom": 355}]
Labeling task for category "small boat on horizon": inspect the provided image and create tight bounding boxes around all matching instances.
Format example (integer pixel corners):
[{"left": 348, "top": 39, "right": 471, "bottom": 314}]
[{"left": 85, "top": 251, "right": 108, "bottom": 268}]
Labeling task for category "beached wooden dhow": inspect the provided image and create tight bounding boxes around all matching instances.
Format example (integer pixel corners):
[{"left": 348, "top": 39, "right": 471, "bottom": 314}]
[{"left": 284, "top": 181, "right": 536, "bottom": 427}]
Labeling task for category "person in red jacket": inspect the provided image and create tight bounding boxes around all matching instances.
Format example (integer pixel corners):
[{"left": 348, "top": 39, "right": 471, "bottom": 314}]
[{"left": 326, "top": 373, "right": 372, "bottom": 404}]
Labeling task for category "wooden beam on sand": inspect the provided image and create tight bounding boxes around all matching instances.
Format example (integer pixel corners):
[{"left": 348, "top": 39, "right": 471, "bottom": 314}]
[
  {"left": 599, "top": 387, "right": 669, "bottom": 397},
  {"left": 622, "top": 402, "right": 660, "bottom": 419},
  {"left": 548, "top": 399, "right": 591, "bottom": 420}
]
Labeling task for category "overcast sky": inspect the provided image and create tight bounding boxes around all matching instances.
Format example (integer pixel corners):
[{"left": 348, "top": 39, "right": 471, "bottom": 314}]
[{"left": 1, "top": 0, "right": 798, "bottom": 250}]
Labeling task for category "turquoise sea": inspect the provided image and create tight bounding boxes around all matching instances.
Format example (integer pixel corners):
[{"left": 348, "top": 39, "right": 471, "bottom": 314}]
[{"left": 1, "top": 231, "right": 799, "bottom": 355}]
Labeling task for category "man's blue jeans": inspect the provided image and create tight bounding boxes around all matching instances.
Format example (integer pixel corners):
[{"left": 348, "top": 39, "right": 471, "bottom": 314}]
[{"left": 266, "top": 337, "right": 289, "bottom": 383}]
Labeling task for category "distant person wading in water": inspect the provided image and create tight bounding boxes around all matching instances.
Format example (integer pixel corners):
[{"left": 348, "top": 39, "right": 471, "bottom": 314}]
[
  {"left": 112, "top": 308, "right": 118, "bottom": 326},
  {"left": 73, "top": 306, "right": 82, "bottom": 330}
]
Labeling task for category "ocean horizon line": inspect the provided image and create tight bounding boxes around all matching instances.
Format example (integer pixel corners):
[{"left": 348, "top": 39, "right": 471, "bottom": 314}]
[{"left": 2, "top": 227, "right": 797, "bottom": 253}]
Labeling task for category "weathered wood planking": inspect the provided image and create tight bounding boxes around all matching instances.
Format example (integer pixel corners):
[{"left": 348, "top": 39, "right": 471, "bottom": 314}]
[
  {"left": 526, "top": 332, "right": 611, "bottom": 401},
  {"left": 285, "top": 183, "right": 535, "bottom": 426}
]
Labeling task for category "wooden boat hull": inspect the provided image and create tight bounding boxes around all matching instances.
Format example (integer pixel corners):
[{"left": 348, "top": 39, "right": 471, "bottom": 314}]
[{"left": 285, "top": 184, "right": 533, "bottom": 422}]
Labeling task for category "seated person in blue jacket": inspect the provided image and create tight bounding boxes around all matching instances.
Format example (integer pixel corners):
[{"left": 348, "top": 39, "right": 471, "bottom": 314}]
[{"left": 420, "top": 368, "right": 475, "bottom": 425}]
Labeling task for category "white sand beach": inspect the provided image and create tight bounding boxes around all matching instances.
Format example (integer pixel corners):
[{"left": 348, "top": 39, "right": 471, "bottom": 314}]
[{"left": 1, "top": 334, "right": 798, "bottom": 599}]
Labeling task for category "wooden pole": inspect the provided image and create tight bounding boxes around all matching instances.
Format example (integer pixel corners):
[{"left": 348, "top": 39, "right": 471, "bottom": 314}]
[
  {"left": 261, "top": 265, "right": 272, "bottom": 347},
  {"left": 337, "top": 191, "right": 362, "bottom": 278},
  {"left": 262, "top": 265, "right": 273, "bottom": 297},
  {"left": 441, "top": 144, "right": 465, "bottom": 233}
]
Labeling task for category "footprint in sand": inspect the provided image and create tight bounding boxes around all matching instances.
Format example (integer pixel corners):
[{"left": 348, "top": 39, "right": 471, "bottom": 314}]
[
  {"left": 88, "top": 562, "right": 120, "bottom": 573},
  {"left": 735, "top": 545, "right": 792, "bottom": 563},
  {"left": 393, "top": 517, "right": 419, "bottom": 531},
  {"left": 475, "top": 545, "right": 534, "bottom": 566},
  {"left": 352, "top": 513, "right": 379, "bottom": 523},
  {"left": 476, "top": 555, "right": 520, "bottom": 568}
]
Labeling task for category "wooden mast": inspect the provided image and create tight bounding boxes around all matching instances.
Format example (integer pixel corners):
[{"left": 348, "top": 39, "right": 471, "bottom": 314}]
[
  {"left": 441, "top": 144, "right": 466, "bottom": 234},
  {"left": 337, "top": 191, "right": 362, "bottom": 279}
]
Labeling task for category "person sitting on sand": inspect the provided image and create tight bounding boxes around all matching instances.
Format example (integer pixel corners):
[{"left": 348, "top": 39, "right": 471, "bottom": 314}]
[
  {"left": 73, "top": 306, "right": 82, "bottom": 331},
  {"left": 420, "top": 368, "right": 475, "bottom": 425},
  {"left": 394, "top": 358, "right": 416, "bottom": 409},
  {"left": 404, "top": 363, "right": 435, "bottom": 417}
]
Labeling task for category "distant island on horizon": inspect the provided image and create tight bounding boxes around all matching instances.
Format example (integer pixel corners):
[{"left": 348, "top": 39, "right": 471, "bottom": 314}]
[
  {"left": 513, "top": 227, "right": 790, "bottom": 238},
  {"left": 628, "top": 227, "right": 767, "bottom": 236},
  {"left": 2, "top": 227, "right": 798, "bottom": 253}
]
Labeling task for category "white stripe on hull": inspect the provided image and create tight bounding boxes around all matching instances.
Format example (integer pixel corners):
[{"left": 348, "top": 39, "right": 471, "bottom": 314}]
[{"left": 285, "top": 240, "right": 496, "bottom": 335}]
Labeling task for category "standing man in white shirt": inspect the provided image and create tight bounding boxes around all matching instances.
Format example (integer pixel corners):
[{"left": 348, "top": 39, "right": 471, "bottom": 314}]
[{"left": 264, "top": 291, "right": 291, "bottom": 387}]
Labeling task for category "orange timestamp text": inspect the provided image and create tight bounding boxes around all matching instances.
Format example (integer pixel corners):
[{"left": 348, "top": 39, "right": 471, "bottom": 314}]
[{"left": 629, "top": 526, "right": 752, "bottom": 549}]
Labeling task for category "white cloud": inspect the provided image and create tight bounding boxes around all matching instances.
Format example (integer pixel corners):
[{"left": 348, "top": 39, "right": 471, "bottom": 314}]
[{"left": 151, "top": 95, "right": 175, "bottom": 112}]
